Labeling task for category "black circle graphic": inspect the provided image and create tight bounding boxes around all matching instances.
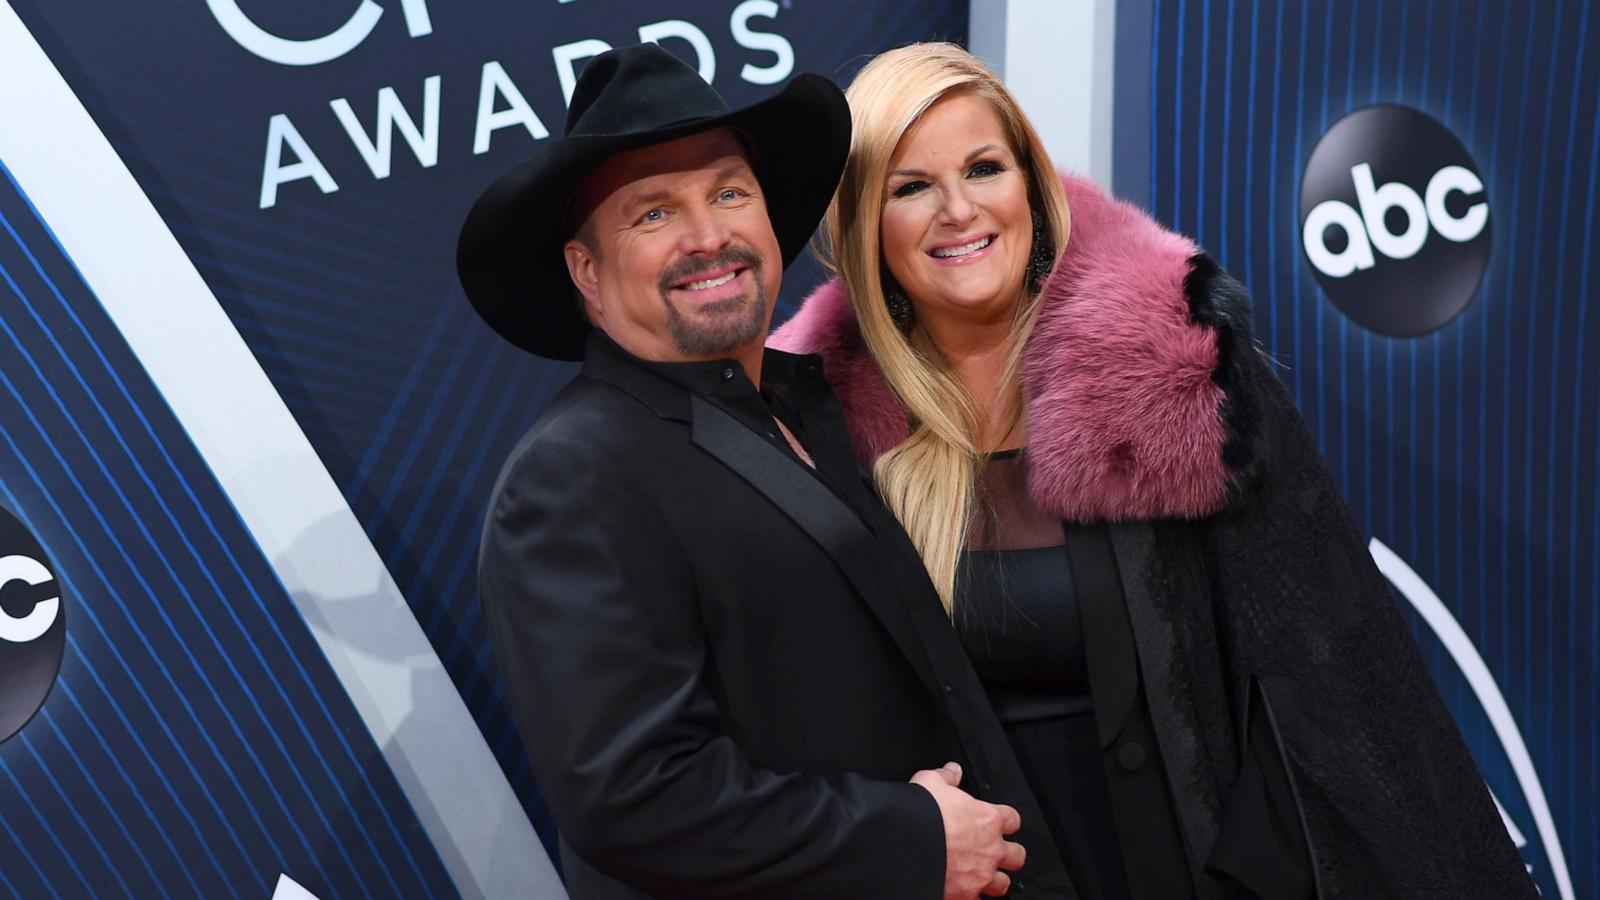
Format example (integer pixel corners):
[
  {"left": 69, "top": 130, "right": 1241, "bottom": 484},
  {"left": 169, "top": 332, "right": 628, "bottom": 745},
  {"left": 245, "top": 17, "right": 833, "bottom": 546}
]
[
  {"left": 0, "top": 505, "right": 66, "bottom": 744},
  {"left": 1299, "top": 104, "right": 1491, "bottom": 337}
]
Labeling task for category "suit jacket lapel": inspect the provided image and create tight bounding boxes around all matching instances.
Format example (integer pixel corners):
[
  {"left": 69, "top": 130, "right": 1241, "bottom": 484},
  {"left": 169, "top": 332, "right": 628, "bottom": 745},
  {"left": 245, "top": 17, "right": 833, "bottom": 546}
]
[{"left": 690, "top": 396, "right": 944, "bottom": 701}]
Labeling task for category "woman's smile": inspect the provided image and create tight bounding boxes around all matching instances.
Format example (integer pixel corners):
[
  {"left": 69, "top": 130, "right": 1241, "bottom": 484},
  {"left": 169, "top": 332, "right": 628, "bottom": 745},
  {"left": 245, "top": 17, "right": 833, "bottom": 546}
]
[{"left": 927, "top": 233, "right": 998, "bottom": 264}]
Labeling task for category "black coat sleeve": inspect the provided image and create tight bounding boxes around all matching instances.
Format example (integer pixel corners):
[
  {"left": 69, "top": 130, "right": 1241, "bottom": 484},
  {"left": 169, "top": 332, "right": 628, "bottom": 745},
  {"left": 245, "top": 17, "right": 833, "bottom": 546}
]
[
  {"left": 477, "top": 427, "right": 945, "bottom": 899},
  {"left": 1204, "top": 351, "right": 1537, "bottom": 899}
]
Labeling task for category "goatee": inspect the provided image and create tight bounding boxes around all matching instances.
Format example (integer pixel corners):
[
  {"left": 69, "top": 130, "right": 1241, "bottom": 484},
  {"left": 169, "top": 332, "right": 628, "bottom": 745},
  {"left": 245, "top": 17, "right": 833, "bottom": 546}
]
[{"left": 659, "top": 245, "right": 771, "bottom": 356}]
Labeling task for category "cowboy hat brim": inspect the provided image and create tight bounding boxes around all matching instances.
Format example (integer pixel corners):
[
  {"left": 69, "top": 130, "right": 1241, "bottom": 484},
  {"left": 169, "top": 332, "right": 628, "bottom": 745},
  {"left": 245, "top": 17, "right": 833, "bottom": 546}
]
[{"left": 456, "top": 73, "right": 850, "bottom": 361}]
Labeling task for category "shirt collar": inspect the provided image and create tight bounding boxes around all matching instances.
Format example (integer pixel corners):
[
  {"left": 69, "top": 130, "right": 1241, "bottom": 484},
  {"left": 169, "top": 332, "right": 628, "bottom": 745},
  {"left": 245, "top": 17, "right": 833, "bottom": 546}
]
[{"left": 584, "top": 330, "right": 820, "bottom": 390}]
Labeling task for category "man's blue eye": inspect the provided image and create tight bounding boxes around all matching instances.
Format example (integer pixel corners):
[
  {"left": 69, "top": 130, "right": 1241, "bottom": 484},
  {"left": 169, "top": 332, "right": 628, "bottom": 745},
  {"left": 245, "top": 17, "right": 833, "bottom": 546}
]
[
  {"left": 642, "top": 209, "right": 664, "bottom": 222},
  {"left": 719, "top": 189, "right": 740, "bottom": 202}
]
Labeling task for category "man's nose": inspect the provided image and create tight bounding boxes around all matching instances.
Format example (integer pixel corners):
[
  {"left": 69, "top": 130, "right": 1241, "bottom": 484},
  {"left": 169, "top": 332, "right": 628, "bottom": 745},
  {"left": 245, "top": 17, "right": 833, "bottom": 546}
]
[{"left": 677, "top": 205, "right": 732, "bottom": 255}]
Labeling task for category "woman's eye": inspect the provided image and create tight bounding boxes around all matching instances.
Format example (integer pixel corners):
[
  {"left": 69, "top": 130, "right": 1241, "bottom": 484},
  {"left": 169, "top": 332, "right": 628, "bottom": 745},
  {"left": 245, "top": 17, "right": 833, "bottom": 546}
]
[
  {"left": 969, "top": 161, "right": 1003, "bottom": 178},
  {"left": 891, "top": 180, "right": 928, "bottom": 198}
]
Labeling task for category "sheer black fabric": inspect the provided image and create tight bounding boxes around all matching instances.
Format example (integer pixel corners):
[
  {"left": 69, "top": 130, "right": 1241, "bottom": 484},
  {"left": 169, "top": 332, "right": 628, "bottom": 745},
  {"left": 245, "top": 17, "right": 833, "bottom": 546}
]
[{"left": 963, "top": 449, "right": 1066, "bottom": 552}]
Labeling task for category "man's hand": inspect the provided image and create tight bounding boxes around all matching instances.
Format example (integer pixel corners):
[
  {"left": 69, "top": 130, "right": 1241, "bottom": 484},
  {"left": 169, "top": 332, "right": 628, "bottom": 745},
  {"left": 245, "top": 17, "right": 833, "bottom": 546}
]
[{"left": 910, "top": 762, "right": 1026, "bottom": 899}]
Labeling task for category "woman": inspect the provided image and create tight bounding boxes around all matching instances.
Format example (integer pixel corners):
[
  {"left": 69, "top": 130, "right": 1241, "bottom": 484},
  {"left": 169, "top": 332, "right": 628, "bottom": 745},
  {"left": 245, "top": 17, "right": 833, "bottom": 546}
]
[{"left": 773, "top": 43, "right": 1533, "bottom": 899}]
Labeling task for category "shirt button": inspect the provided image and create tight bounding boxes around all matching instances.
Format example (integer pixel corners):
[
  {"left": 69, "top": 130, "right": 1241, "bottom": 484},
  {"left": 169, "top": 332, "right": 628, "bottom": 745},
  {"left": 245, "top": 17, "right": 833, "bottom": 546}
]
[
  {"left": 721, "top": 366, "right": 734, "bottom": 380},
  {"left": 1117, "top": 741, "right": 1147, "bottom": 771},
  {"left": 942, "top": 683, "right": 954, "bottom": 694}
]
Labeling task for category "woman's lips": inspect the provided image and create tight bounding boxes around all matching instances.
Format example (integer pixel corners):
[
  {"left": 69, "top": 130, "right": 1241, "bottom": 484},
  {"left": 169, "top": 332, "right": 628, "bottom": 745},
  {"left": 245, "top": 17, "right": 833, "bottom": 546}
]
[{"left": 926, "top": 234, "right": 997, "bottom": 265}]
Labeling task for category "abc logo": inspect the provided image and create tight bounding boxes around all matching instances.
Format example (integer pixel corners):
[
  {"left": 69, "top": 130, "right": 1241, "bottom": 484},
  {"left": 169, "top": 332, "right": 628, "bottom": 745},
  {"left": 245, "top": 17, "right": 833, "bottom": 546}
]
[
  {"left": 1300, "top": 105, "right": 1491, "bottom": 336},
  {"left": 0, "top": 504, "right": 66, "bottom": 744}
]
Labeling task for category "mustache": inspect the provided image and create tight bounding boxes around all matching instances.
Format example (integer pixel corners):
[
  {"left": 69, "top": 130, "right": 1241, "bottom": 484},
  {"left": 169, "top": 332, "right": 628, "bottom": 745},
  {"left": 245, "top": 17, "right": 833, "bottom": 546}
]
[{"left": 658, "top": 245, "right": 764, "bottom": 293}]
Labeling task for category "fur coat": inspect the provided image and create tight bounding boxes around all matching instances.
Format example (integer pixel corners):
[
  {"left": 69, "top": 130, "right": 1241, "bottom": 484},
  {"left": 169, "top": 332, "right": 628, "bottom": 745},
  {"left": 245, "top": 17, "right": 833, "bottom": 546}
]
[{"left": 770, "top": 174, "right": 1534, "bottom": 898}]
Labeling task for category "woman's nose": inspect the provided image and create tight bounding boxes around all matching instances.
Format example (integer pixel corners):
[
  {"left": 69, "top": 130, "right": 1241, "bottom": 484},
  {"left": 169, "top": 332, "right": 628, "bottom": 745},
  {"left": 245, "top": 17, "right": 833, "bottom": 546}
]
[{"left": 938, "top": 183, "right": 978, "bottom": 227}]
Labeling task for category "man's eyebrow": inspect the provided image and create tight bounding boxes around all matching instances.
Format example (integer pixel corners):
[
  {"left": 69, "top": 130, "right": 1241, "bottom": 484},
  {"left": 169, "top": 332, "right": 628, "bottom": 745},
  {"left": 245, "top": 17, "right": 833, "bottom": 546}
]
[
  {"left": 712, "top": 161, "right": 756, "bottom": 184},
  {"left": 618, "top": 164, "right": 753, "bottom": 212},
  {"left": 618, "top": 188, "right": 673, "bottom": 212}
]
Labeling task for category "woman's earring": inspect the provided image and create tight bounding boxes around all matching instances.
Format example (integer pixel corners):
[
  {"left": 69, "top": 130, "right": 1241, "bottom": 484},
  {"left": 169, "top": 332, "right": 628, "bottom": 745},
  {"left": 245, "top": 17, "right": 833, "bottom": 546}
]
[
  {"left": 1027, "top": 210, "right": 1055, "bottom": 293},
  {"left": 883, "top": 272, "right": 913, "bottom": 330}
]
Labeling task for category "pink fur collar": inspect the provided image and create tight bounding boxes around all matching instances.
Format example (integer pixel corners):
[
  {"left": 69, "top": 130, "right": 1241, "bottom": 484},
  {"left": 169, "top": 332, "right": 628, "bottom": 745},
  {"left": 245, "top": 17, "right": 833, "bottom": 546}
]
[{"left": 770, "top": 173, "right": 1234, "bottom": 522}]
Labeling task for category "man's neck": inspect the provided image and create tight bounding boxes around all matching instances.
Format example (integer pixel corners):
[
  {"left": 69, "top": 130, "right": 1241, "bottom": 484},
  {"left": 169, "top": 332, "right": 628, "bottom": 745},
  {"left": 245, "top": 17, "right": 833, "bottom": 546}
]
[
  {"left": 732, "top": 344, "right": 764, "bottom": 388},
  {"left": 598, "top": 328, "right": 766, "bottom": 387}
]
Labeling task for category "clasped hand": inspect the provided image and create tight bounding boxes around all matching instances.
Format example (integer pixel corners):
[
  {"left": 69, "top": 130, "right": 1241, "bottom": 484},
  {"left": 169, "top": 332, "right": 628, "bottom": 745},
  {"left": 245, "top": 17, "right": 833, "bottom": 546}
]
[{"left": 910, "top": 762, "right": 1026, "bottom": 899}]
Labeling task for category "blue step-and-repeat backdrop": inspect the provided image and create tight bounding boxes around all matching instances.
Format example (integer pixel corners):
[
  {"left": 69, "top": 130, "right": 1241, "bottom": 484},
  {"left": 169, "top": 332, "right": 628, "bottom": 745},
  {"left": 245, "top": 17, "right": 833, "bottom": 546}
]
[
  {"left": 1121, "top": 1, "right": 1596, "bottom": 897},
  {"left": 1, "top": 1, "right": 1594, "bottom": 897}
]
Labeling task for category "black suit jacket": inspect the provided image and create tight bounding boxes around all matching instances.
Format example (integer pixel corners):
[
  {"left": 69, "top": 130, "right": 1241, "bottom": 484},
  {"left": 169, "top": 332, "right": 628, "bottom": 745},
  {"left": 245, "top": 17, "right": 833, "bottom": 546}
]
[{"left": 479, "top": 335, "right": 1072, "bottom": 899}]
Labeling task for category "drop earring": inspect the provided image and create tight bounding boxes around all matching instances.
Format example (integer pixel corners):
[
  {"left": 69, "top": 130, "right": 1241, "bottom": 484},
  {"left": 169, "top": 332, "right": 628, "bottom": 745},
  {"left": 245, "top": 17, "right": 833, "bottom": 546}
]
[
  {"left": 883, "top": 271, "right": 913, "bottom": 329},
  {"left": 1026, "top": 210, "right": 1055, "bottom": 293}
]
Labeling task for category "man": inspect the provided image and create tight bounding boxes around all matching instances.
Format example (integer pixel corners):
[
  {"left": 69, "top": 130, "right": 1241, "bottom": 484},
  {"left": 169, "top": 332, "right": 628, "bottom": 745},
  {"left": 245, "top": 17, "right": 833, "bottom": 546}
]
[{"left": 459, "top": 45, "right": 1073, "bottom": 898}]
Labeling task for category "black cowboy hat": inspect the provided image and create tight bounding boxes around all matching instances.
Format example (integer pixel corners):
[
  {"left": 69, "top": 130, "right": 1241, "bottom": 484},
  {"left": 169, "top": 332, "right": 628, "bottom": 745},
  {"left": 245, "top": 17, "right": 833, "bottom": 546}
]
[{"left": 456, "top": 43, "right": 851, "bottom": 360}]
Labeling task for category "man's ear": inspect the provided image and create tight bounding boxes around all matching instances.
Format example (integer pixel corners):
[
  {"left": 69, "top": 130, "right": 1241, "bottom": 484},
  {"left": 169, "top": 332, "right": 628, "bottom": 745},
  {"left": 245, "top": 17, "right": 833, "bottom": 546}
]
[{"left": 563, "top": 238, "right": 603, "bottom": 321}]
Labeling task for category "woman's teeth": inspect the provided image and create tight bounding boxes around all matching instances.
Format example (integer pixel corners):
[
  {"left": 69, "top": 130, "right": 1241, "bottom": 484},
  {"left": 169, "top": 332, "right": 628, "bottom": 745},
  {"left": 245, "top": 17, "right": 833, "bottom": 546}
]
[
  {"left": 684, "top": 270, "right": 738, "bottom": 290},
  {"left": 931, "top": 235, "right": 995, "bottom": 258}
]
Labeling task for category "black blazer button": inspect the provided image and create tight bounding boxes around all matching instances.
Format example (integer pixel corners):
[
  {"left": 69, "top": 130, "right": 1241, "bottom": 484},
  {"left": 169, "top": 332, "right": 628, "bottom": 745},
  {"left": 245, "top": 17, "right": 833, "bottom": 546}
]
[
  {"left": 722, "top": 366, "right": 734, "bottom": 380},
  {"left": 1117, "top": 741, "right": 1147, "bottom": 771},
  {"left": 943, "top": 682, "right": 954, "bottom": 694}
]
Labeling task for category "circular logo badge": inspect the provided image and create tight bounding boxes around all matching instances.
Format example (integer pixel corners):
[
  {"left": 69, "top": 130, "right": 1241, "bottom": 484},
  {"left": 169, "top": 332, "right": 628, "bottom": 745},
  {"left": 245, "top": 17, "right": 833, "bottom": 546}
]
[
  {"left": 0, "top": 505, "right": 66, "bottom": 744},
  {"left": 1299, "top": 104, "right": 1491, "bottom": 336}
]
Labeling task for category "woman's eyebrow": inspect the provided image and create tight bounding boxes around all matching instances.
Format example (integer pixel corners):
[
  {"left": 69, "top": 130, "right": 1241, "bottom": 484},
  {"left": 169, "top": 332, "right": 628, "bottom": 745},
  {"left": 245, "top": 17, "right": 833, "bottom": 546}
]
[{"left": 889, "top": 144, "right": 1004, "bottom": 180}]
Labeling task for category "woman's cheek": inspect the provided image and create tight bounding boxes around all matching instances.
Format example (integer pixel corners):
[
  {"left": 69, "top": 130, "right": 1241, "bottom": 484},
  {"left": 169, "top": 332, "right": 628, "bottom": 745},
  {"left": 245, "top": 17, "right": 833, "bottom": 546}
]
[{"left": 880, "top": 206, "right": 923, "bottom": 269}]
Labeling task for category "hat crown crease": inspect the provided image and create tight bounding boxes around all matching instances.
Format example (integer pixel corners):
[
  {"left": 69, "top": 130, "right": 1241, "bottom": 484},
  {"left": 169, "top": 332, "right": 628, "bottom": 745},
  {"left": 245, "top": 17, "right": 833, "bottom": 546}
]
[{"left": 566, "top": 44, "right": 728, "bottom": 138}]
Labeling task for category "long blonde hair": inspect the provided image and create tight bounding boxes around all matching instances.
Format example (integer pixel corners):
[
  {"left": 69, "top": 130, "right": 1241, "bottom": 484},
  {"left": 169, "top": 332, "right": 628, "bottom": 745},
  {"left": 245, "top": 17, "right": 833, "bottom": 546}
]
[{"left": 822, "top": 43, "right": 1070, "bottom": 611}]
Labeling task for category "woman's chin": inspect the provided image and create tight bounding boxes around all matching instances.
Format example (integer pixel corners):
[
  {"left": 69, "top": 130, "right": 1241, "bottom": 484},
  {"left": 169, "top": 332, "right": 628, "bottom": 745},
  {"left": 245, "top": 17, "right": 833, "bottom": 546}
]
[{"left": 912, "top": 284, "right": 1023, "bottom": 325}]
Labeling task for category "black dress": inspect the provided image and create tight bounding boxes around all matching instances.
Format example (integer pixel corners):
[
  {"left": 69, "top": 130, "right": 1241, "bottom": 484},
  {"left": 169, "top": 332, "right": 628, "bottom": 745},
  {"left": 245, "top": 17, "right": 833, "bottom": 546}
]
[
  {"left": 957, "top": 542, "right": 1137, "bottom": 900},
  {"left": 955, "top": 450, "right": 1311, "bottom": 900}
]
